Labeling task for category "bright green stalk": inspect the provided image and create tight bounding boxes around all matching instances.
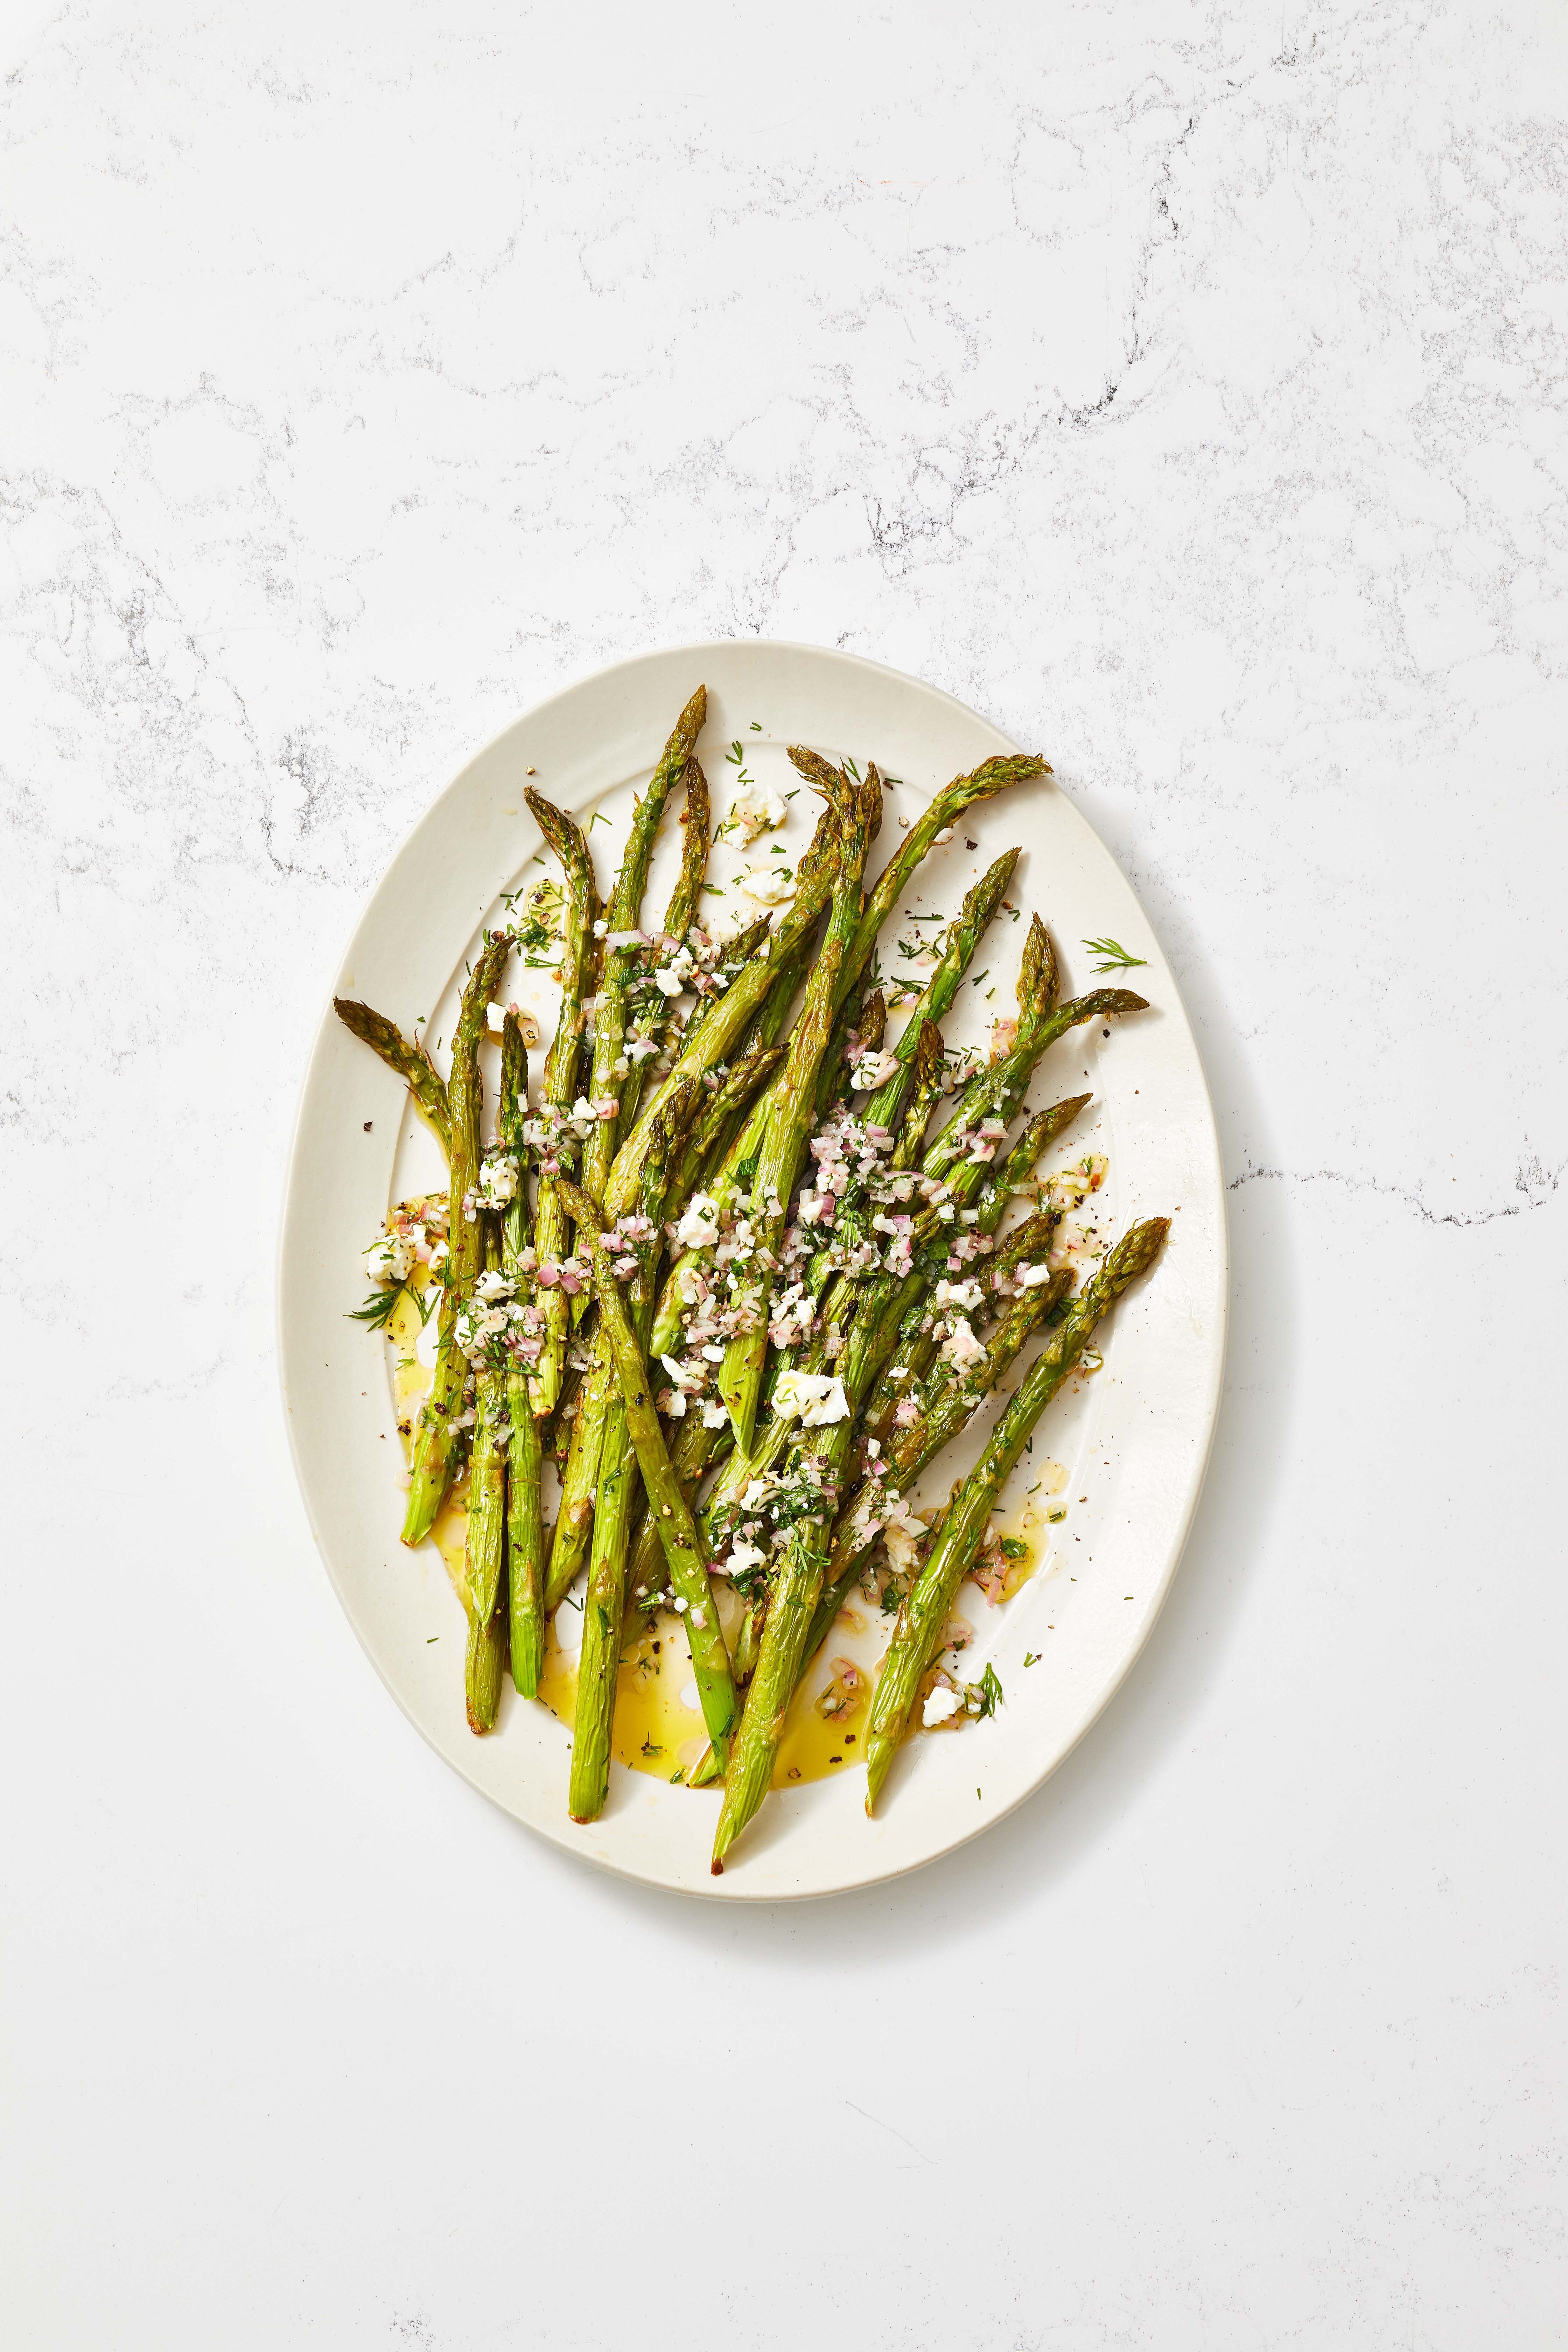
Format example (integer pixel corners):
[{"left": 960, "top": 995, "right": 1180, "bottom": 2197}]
[
  {"left": 562, "top": 1183, "right": 738, "bottom": 1768},
  {"left": 463, "top": 1227, "right": 507, "bottom": 1734},
  {"left": 402, "top": 930, "right": 511, "bottom": 1546},
  {"left": 499, "top": 1014, "right": 545, "bottom": 1699},
  {"left": 709, "top": 1420, "right": 856, "bottom": 1874},
  {"left": 626, "top": 1408, "right": 731, "bottom": 1619},
  {"left": 332, "top": 997, "right": 451, "bottom": 1157},
  {"left": 567, "top": 1424, "right": 635, "bottom": 1821},
  {"left": 544, "top": 1079, "right": 702, "bottom": 1610},
  {"left": 718, "top": 767, "right": 873, "bottom": 1452},
  {"left": 617, "top": 756, "right": 712, "bottom": 1138},
  {"left": 522, "top": 789, "right": 597, "bottom": 1416},
  {"left": 545, "top": 1350, "right": 614, "bottom": 1609},
  {"left": 565, "top": 1122, "right": 682, "bottom": 1822},
  {"left": 861, "top": 848, "right": 1020, "bottom": 1133},
  {"left": 464, "top": 1594, "right": 504, "bottom": 1742},
  {"left": 581, "top": 686, "right": 707, "bottom": 1204},
  {"left": 843, "top": 755, "right": 1044, "bottom": 1001},
  {"left": 862, "top": 1218, "right": 1170, "bottom": 1811}
]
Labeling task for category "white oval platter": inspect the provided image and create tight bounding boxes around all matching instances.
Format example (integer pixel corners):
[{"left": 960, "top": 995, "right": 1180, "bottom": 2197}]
[{"left": 278, "top": 640, "right": 1226, "bottom": 1900}]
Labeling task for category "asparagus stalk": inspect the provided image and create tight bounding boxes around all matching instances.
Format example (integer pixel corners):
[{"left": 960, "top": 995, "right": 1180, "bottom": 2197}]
[
  {"left": 565, "top": 1119, "right": 685, "bottom": 1821},
  {"left": 402, "top": 930, "right": 511, "bottom": 1546},
  {"left": 709, "top": 1416, "right": 859, "bottom": 1870},
  {"left": 862, "top": 1218, "right": 1170, "bottom": 1810},
  {"left": 499, "top": 1013, "right": 545, "bottom": 1698},
  {"left": 568, "top": 1433, "right": 635, "bottom": 1820},
  {"left": 843, "top": 755, "right": 1045, "bottom": 1001},
  {"left": 544, "top": 1077, "right": 703, "bottom": 1610},
  {"left": 581, "top": 687, "right": 707, "bottom": 1204},
  {"left": 523, "top": 789, "right": 597, "bottom": 1417},
  {"left": 718, "top": 765, "right": 874, "bottom": 1452},
  {"left": 562, "top": 1183, "right": 738, "bottom": 1766},
  {"left": 463, "top": 1219, "right": 508, "bottom": 1735},
  {"left": 616, "top": 756, "right": 712, "bottom": 1139},
  {"left": 861, "top": 848, "right": 1020, "bottom": 1133},
  {"left": 333, "top": 998, "right": 452, "bottom": 1156}
]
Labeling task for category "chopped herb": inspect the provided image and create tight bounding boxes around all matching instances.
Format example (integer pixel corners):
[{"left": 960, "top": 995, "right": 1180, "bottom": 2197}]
[
  {"left": 749, "top": 720, "right": 763, "bottom": 731},
  {"left": 1082, "top": 936, "right": 1147, "bottom": 972},
  {"left": 1000, "top": 1536, "right": 1028, "bottom": 1560},
  {"left": 346, "top": 1284, "right": 411, "bottom": 1331},
  {"left": 1023, "top": 1652, "right": 1040, "bottom": 1667},
  {"left": 971, "top": 1662, "right": 1004, "bottom": 1718},
  {"left": 588, "top": 810, "right": 610, "bottom": 831}
]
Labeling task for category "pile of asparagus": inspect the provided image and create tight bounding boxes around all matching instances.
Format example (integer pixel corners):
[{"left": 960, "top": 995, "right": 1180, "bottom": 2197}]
[{"left": 336, "top": 686, "right": 1170, "bottom": 1870}]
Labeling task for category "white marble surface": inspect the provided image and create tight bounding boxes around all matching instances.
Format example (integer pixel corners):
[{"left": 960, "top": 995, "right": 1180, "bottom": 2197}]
[{"left": 5, "top": 2, "right": 1566, "bottom": 2343}]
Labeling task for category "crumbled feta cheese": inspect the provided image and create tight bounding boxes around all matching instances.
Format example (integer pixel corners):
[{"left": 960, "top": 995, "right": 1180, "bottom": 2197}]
[
  {"left": 772, "top": 1368, "right": 851, "bottom": 1427},
  {"left": 731, "top": 778, "right": 789, "bottom": 843},
  {"left": 364, "top": 1234, "right": 414, "bottom": 1286},
  {"left": 922, "top": 1685, "right": 960, "bottom": 1727},
  {"left": 727, "top": 1538, "right": 768, "bottom": 1577},
  {"left": 485, "top": 1001, "right": 507, "bottom": 1034},
  {"left": 1017, "top": 1261, "right": 1055, "bottom": 1289},
  {"left": 849, "top": 1048, "right": 900, "bottom": 1091},
  {"left": 701, "top": 1399, "right": 729, "bottom": 1428},
  {"left": 739, "top": 861, "right": 795, "bottom": 908},
  {"left": 474, "top": 1154, "right": 519, "bottom": 1209},
  {"left": 676, "top": 1193, "right": 721, "bottom": 1251},
  {"left": 883, "top": 1519, "right": 920, "bottom": 1574},
  {"left": 652, "top": 965, "right": 686, "bottom": 997},
  {"left": 941, "top": 1317, "right": 988, "bottom": 1371},
  {"left": 934, "top": 1276, "right": 983, "bottom": 1314}
]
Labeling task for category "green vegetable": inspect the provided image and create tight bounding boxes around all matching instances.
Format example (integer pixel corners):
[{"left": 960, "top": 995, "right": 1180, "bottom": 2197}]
[
  {"left": 863, "top": 1219, "right": 1170, "bottom": 1811},
  {"left": 333, "top": 997, "right": 452, "bottom": 1157},
  {"left": 402, "top": 929, "right": 511, "bottom": 1547},
  {"left": 523, "top": 789, "right": 597, "bottom": 1415}
]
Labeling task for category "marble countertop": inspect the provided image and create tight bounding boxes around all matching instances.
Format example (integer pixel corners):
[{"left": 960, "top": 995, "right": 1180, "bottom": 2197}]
[{"left": 5, "top": 3, "right": 1564, "bottom": 2345}]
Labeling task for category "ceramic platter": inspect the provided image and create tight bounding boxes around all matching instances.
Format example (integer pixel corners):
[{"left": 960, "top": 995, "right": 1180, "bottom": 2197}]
[{"left": 278, "top": 642, "right": 1226, "bottom": 1899}]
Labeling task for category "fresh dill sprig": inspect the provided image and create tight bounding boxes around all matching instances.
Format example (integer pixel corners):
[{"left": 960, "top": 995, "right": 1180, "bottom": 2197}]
[
  {"left": 969, "top": 1662, "right": 1005, "bottom": 1719},
  {"left": 346, "top": 1284, "right": 411, "bottom": 1331},
  {"left": 1082, "top": 936, "right": 1147, "bottom": 973}
]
